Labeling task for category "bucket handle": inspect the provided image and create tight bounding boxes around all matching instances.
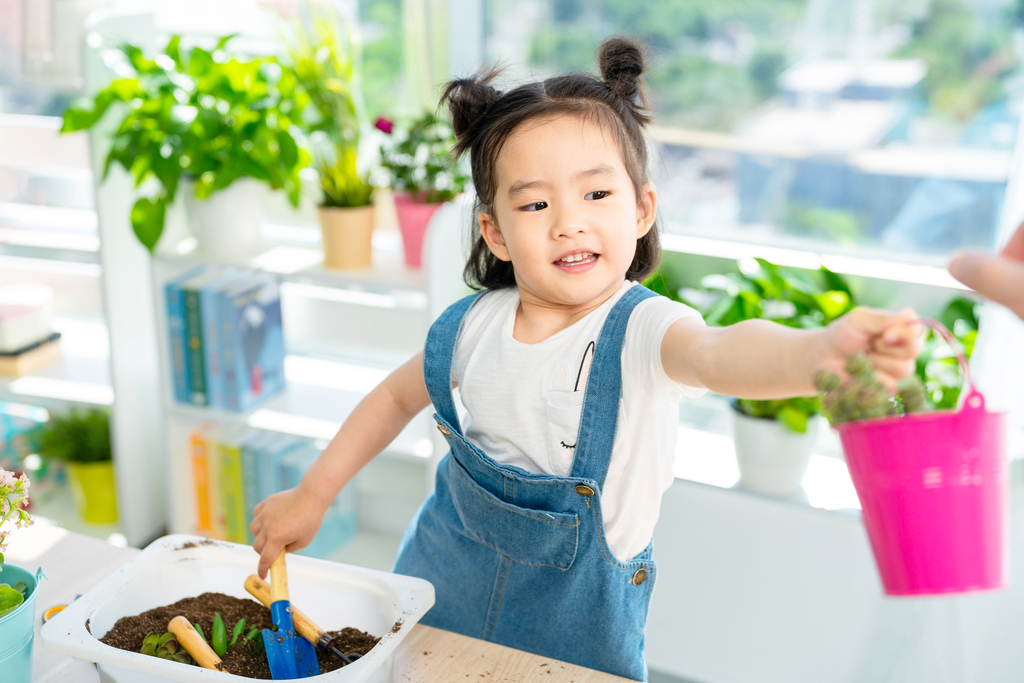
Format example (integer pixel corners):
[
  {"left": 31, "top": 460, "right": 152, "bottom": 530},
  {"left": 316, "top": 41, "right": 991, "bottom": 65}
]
[{"left": 915, "top": 317, "right": 984, "bottom": 411}]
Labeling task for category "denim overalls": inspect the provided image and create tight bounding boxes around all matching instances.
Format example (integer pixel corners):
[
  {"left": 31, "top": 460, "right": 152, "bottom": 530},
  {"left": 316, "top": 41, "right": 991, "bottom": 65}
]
[{"left": 393, "top": 284, "right": 659, "bottom": 682}]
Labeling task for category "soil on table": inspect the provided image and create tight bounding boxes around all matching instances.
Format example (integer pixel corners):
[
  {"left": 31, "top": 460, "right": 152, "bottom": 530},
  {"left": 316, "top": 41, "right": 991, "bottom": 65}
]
[{"left": 99, "top": 592, "right": 380, "bottom": 679}]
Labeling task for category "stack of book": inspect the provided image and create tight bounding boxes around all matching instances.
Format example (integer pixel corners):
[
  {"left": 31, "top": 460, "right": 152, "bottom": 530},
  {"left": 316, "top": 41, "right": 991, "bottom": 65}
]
[
  {"left": 189, "top": 423, "right": 357, "bottom": 558},
  {"left": 0, "top": 284, "right": 61, "bottom": 376},
  {"left": 166, "top": 266, "right": 286, "bottom": 411}
]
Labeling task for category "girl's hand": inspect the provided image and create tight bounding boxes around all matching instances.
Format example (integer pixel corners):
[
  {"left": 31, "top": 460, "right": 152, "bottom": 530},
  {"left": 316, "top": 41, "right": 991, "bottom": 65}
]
[
  {"left": 250, "top": 487, "right": 328, "bottom": 579},
  {"left": 820, "top": 307, "right": 923, "bottom": 393}
]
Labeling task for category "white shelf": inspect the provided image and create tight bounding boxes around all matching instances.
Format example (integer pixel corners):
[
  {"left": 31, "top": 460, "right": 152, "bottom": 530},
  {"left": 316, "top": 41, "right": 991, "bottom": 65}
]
[
  {"left": 164, "top": 352, "right": 431, "bottom": 461},
  {"left": 155, "top": 227, "right": 427, "bottom": 302},
  {"left": 0, "top": 314, "right": 113, "bottom": 406}
]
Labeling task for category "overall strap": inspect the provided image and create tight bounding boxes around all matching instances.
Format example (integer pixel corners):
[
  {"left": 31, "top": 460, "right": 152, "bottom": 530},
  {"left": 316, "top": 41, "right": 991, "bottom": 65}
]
[
  {"left": 569, "top": 285, "right": 658, "bottom": 487},
  {"left": 423, "top": 290, "right": 487, "bottom": 433}
]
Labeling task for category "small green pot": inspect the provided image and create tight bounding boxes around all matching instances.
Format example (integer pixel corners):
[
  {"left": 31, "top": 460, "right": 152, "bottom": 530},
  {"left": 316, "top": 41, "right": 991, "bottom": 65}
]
[{"left": 66, "top": 461, "right": 118, "bottom": 524}]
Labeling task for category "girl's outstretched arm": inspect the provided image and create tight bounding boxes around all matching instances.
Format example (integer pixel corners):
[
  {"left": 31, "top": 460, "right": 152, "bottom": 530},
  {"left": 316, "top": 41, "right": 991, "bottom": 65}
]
[
  {"left": 250, "top": 351, "right": 432, "bottom": 577},
  {"left": 662, "top": 308, "right": 922, "bottom": 399}
]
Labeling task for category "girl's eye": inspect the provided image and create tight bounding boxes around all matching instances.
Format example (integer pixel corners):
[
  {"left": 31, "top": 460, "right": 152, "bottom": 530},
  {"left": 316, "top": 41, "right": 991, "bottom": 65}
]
[
  {"left": 585, "top": 190, "right": 610, "bottom": 200},
  {"left": 521, "top": 202, "right": 548, "bottom": 211}
]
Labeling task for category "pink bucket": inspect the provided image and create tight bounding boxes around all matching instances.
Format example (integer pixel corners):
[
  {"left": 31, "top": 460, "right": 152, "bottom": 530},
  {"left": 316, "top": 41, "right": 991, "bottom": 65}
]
[{"left": 835, "top": 319, "right": 1008, "bottom": 596}]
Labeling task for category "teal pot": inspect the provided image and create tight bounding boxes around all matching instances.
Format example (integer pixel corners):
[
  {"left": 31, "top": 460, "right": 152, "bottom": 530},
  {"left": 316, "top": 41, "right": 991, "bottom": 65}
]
[{"left": 0, "top": 565, "right": 44, "bottom": 683}]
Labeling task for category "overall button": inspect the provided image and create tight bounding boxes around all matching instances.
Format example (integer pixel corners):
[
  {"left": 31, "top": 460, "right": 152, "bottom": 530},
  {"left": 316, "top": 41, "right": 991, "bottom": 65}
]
[
  {"left": 574, "top": 484, "right": 595, "bottom": 497},
  {"left": 632, "top": 568, "right": 647, "bottom": 586},
  {"left": 436, "top": 424, "right": 451, "bottom": 437}
]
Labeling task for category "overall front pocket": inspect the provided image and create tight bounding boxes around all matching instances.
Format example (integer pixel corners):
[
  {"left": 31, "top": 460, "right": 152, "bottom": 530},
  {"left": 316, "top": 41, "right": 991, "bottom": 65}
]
[
  {"left": 448, "top": 456, "right": 579, "bottom": 569},
  {"left": 545, "top": 393, "right": 585, "bottom": 477}
]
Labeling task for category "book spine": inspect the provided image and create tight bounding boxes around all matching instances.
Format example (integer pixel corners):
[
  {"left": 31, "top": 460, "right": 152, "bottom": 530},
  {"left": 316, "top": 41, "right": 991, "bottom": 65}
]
[
  {"left": 206, "top": 435, "right": 226, "bottom": 540},
  {"left": 189, "top": 428, "right": 212, "bottom": 535},
  {"left": 183, "top": 289, "right": 208, "bottom": 406},
  {"left": 200, "top": 286, "right": 224, "bottom": 409},
  {"left": 219, "top": 440, "right": 247, "bottom": 543},
  {"left": 166, "top": 283, "right": 188, "bottom": 404},
  {"left": 241, "top": 441, "right": 259, "bottom": 544},
  {"left": 218, "top": 288, "right": 239, "bottom": 411}
]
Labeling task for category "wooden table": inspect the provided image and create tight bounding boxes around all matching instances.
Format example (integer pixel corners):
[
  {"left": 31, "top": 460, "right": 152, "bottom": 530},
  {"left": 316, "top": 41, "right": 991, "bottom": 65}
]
[{"left": 6, "top": 526, "right": 632, "bottom": 682}]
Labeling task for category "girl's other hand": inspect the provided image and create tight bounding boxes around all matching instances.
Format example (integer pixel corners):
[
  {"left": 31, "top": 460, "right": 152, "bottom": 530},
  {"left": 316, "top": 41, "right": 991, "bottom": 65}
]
[
  {"left": 250, "top": 487, "right": 327, "bottom": 579},
  {"left": 821, "top": 307, "right": 923, "bottom": 394}
]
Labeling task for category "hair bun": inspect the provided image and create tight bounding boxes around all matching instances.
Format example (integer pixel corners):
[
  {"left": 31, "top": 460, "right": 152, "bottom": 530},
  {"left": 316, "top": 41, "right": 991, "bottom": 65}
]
[
  {"left": 440, "top": 70, "right": 502, "bottom": 157},
  {"left": 598, "top": 37, "right": 646, "bottom": 103}
]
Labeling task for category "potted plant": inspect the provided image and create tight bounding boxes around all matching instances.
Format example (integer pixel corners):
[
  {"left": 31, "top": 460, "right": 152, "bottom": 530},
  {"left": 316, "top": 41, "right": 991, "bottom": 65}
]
[
  {"left": 377, "top": 111, "right": 468, "bottom": 267},
  {"left": 281, "top": 6, "right": 377, "bottom": 270},
  {"left": 673, "top": 258, "right": 857, "bottom": 496},
  {"left": 41, "top": 535, "right": 434, "bottom": 682},
  {"left": 60, "top": 35, "right": 308, "bottom": 256},
  {"left": 35, "top": 408, "right": 118, "bottom": 524},
  {"left": 0, "top": 467, "right": 42, "bottom": 683}
]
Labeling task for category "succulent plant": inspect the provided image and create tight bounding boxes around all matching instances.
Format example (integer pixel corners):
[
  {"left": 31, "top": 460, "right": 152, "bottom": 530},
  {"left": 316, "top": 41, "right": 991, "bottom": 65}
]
[
  {"left": 815, "top": 355, "right": 931, "bottom": 425},
  {"left": 139, "top": 631, "right": 193, "bottom": 665}
]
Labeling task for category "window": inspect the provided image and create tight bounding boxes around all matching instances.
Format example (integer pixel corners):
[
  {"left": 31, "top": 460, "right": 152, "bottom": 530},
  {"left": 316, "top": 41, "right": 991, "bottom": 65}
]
[{"left": 478, "top": 0, "right": 1023, "bottom": 265}]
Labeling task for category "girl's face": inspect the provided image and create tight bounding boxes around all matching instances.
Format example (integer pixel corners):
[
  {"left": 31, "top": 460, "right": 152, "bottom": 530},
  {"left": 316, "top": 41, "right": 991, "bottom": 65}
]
[{"left": 478, "top": 114, "right": 656, "bottom": 312}]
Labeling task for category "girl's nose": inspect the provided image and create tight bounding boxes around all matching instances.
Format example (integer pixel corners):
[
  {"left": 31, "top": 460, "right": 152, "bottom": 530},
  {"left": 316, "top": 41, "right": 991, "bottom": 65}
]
[{"left": 552, "top": 208, "right": 588, "bottom": 238}]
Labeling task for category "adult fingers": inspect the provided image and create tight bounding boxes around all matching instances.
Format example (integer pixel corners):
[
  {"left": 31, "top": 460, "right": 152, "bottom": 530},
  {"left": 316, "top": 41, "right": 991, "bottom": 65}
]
[
  {"left": 948, "top": 253, "right": 1024, "bottom": 318},
  {"left": 1001, "top": 220, "right": 1024, "bottom": 261}
]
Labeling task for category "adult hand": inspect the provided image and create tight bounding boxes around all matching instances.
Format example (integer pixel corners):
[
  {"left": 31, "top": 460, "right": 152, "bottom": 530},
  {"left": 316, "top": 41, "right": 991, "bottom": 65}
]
[{"left": 948, "top": 221, "right": 1024, "bottom": 320}]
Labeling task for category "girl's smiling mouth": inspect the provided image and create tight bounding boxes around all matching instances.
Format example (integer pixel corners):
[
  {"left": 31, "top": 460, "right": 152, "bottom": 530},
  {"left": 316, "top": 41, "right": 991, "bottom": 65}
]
[{"left": 554, "top": 251, "right": 599, "bottom": 271}]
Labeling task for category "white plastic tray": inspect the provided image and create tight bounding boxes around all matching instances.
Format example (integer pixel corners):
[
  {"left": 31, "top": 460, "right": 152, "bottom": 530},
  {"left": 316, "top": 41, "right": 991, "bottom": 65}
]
[{"left": 41, "top": 534, "right": 434, "bottom": 682}]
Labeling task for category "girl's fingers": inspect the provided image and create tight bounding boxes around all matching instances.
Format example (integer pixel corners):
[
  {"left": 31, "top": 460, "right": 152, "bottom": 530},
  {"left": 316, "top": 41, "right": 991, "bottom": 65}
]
[
  {"left": 258, "top": 539, "right": 282, "bottom": 580},
  {"left": 868, "top": 354, "right": 916, "bottom": 382},
  {"left": 253, "top": 501, "right": 264, "bottom": 517}
]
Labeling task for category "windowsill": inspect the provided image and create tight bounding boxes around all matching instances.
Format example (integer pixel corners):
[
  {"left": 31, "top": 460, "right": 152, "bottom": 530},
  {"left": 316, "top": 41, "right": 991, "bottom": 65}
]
[{"left": 673, "top": 424, "right": 863, "bottom": 515}]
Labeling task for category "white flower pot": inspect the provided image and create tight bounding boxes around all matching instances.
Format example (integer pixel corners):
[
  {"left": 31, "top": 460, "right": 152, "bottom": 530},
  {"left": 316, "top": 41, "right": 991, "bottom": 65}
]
[
  {"left": 184, "top": 179, "right": 264, "bottom": 259},
  {"left": 41, "top": 534, "right": 434, "bottom": 683},
  {"left": 732, "top": 409, "right": 819, "bottom": 497}
]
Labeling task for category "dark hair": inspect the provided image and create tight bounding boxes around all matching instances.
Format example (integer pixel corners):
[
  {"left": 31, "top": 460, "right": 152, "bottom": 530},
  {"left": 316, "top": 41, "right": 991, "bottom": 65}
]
[{"left": 440, "top": 37, "right": 661, "bottom": 290}]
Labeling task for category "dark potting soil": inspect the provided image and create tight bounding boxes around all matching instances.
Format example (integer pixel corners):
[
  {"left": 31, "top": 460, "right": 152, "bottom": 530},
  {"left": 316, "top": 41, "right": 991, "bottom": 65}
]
[{"left": 99, "top": 592, "right": 380, "bottom": 679}]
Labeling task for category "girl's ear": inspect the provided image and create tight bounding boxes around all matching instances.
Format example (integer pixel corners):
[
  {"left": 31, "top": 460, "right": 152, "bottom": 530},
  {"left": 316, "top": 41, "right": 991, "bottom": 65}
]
[
  {"left": 636, "top": 182, "right": 657, "bottom": 238},
  {"left": 479, "top": 211, "right": 512, "bottom": 262}
]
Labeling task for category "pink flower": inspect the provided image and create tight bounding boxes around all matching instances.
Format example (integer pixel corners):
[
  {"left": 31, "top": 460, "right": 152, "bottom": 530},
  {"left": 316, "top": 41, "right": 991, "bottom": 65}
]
[{"left": 374, "top": 117, "right": 394, "bottom": 134}]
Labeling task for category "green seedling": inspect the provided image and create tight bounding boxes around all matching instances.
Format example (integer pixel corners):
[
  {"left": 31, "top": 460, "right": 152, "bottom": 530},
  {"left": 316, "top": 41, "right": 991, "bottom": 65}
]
[
  {"left": 230, "top": 617, "right": 246, "bottom": 647},
  {"left": 139, "top": 631, "right": 193, "bottom": 665},
  {"left": 194, "top": 623, "right": 207, "bottom": 644},
  {"left": 212, "top": 613, "right": 227, "bottom": 658}
]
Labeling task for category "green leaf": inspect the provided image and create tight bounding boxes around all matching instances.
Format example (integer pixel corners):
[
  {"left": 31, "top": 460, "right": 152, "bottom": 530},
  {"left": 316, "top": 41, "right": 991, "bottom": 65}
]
[
  {"left": 212, "top": 613, "right": 227, "bottom": 657},
  {"left": 230, "top": 617, "right": 246, "bottom": 647},
  {"left": 778, "top": 405, "right": 809, "bottom": 433},
  {"left": 0, "top": 584, "right": 25, "bottom": 618},
  {"left": 130, "top": 196, "right": 166, "bottom": 252},
  {"left": 813, "top": 291, "right": 853, "bottom": 322},
  {"left": 165, "top": 36, "right": 183, "bottom": 69},
  {"left": 819, "top": 266, "right": 853, "bottom": 299}
]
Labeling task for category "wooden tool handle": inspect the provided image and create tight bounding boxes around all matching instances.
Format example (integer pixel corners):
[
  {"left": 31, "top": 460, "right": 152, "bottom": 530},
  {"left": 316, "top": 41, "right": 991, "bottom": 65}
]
[
  {"left": 168, "top": 616, "right": 222, "bottom": 671},
  {"left": 245, "top": 574, "right": 327, "bottom": 643},
  {"left": 269, "top": 550, "right": 289, "bottom": 602}
]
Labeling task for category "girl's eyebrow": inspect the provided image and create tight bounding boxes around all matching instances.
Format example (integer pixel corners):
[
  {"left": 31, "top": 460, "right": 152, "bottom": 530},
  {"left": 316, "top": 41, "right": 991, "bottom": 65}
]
[{"left": 506, "top": 164, "right": 618, "bottom": 199}]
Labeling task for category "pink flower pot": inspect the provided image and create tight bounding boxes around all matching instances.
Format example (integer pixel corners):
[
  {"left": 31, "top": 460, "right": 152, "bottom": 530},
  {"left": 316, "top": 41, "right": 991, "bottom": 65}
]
[{"left": 394, "top": 193, "right": 445, "bottom": 268}]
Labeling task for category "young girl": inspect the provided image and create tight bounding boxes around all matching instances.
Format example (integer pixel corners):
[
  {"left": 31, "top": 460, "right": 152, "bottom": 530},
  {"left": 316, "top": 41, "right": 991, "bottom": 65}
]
[{"left": 251, "top": 37, "right": 921, "bottom": 681}]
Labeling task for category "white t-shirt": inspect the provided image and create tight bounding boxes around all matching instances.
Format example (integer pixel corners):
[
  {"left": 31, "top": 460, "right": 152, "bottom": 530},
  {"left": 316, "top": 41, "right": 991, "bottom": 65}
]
[{"left": 452, "top": 280, "right": 706, "bottom": 561}]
